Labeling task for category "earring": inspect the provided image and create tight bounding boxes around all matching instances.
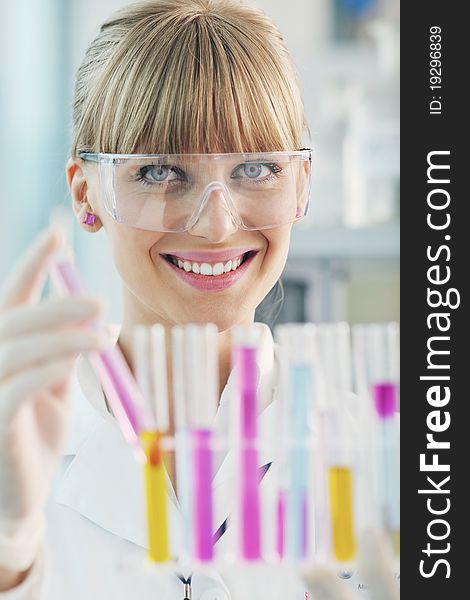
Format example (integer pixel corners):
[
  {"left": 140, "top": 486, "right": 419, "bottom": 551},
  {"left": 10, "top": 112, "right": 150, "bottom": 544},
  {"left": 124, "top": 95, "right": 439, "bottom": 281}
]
[{"left": 83, "top": 211, "right": 97, "bottom": 226}]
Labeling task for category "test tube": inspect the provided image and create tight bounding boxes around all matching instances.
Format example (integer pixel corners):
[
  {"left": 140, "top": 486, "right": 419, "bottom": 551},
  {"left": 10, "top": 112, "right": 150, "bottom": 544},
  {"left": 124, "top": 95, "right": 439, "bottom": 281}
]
[
  {"left": 134, "top": 325, "right": 170, "bottom": 563},
  {"left": 171, "top": 326, "right": 192, "bottom": 564},
  {"left": 176, "top": 324, "right": 219, "bottom": 562},
  {"left": 275, "top": 324, "right": 317, "bottom": 563},
  {"left": 327, "top": 464, "right": 355, "bottom": 563},
  {"left": 353, "top": 323, "right": 400, "bottom": 556},
  {"left": 232, "top": 327, "right": 262, "bottom": 561},
  {"left": 48, "top": 222, "right": 145, "bottom": 462},
  {"left": 316, "top": 323, "right": 357, "bottom": 564}
]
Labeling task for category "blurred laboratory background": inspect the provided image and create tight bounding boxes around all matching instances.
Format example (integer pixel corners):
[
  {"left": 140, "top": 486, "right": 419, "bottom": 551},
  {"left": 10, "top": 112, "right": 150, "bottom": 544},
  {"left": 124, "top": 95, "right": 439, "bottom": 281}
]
[{"left": 0, "top": 0, "right": 399, "bottom": 326}]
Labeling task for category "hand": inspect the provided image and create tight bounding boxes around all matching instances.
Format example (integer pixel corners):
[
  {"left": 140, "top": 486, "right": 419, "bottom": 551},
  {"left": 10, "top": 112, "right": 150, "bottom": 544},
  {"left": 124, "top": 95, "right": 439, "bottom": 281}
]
[
  {"left": 0, "top": 230, "right": 105, "bottom": 574},
  {"left": 301, "top": 531, "right": 399, "bottom": 600}
]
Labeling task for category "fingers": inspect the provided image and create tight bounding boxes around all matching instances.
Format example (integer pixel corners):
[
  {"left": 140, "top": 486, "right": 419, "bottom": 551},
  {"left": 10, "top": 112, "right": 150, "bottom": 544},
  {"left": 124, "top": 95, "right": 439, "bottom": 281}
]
[
  {"left": 0, "top": 297, "right": 103, "bottom": 340},
  {"left": 359, "top": 531, "right": 399, "bottom": 600},
  {"left": 0, "top": 329, "right": 106, "bottom": 381},
  {"left": 0, "top": 229, "right": 62, "bottom": 311},
  {"left": 301, "top": 566, "right": 357, "bottom": 600},
  {"left": 0, "top": 355, "right": 78, "bottom": 423}
]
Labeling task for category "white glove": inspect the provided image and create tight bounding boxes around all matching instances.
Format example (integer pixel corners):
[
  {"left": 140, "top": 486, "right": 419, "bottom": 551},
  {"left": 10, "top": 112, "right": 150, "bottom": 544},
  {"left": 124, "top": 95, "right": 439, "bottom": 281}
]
[
  {"left": 301, "top": 530, "right": 399, "bottom": 600},
  {"left": 0, "top": 230, "right": 105, "bottom": 573}
]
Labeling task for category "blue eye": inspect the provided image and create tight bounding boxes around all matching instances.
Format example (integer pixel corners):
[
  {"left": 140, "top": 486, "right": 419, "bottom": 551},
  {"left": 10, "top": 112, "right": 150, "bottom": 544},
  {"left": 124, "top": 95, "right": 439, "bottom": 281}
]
[
  {"left": 140, "top": 165, "right": 177, "bottom": 182},
  {"left": 244, "top": 163, "right": 264, "bottom": 178},
  {"left": 134, "top": 165, "right": 190, "bottom": 189},
  {"left": 149, "top": 166, "right": 169, "bottom": 181},
  {"left": 232, "top": 162, "right": 282, "bottom": 182}
]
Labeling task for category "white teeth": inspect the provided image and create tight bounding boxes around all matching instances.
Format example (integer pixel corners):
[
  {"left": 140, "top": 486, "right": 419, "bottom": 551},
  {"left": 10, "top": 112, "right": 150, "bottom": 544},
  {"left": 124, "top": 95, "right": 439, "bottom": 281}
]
[
  {"left": 213, "top": 262, "right": 224, "bottom": 276},
  {"left": 171, "top": 254, "right": 246, "bottom": 275},
  {"left": 231, "top": 259, "right": 239, "bottom": 271},
  {"left": 200, "top": 263, "right": 212, "bottom": 276}
]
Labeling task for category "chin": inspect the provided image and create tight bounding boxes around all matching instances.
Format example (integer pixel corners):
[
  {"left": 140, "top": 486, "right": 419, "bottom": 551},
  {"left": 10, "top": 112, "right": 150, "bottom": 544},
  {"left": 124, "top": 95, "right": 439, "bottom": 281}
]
[{"left": 171, "top": 301, "right": 254, "bottom": 332}]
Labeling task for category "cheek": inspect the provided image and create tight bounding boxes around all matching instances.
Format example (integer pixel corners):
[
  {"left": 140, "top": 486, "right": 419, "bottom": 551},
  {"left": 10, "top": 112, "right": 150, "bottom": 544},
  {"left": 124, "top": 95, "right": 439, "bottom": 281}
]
[
  {"left": 106, "top": 226, "right": 164, "bottom": 283},
  {"left": 263, "top": 225, "right": 292, "bottom": 274},
  {"left": 249, "top": 225, "right": 292, "bottom": 307}
]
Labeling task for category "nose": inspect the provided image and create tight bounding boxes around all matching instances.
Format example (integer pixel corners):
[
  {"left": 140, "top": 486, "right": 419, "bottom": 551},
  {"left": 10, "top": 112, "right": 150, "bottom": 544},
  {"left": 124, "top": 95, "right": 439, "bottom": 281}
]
[{"left": 187, "top": 186, "right": 238, "bottom": 243}]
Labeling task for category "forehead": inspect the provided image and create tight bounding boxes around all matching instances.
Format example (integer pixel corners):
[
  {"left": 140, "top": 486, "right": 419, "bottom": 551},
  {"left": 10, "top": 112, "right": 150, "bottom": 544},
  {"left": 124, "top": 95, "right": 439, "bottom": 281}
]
[{"left": 100, "top": 27, "right": 297, "bottom": 154}]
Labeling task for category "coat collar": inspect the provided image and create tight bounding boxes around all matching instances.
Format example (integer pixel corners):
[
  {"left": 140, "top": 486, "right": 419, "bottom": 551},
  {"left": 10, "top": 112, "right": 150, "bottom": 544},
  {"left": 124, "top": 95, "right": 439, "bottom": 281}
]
[{"left": 56, "top": 323, "right": 278, "bottom": 553}]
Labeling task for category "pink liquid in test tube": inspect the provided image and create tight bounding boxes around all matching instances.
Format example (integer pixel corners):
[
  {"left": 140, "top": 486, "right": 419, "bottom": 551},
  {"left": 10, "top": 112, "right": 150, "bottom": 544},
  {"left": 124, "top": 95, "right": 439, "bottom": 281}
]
[
  {"left": 373, "top": 381, "right": 400, "bottom": 549},
  {"left": 276, "top": 491, "right": 286, "bottom": 558},
  {"left": 373, "top": 383, "right": 397, "bottom": 419},
  {"left": 192, "top": 429, "right": 214, "bottom": 561},
  {"left": 51, "top": 258, "right": 144, "bottom": 459},
  {"left": 235, "top": 344, "right": 261, "bottom": 561},
  {"left": 182, "top": 324, "right": 218, "bottom": 563}
]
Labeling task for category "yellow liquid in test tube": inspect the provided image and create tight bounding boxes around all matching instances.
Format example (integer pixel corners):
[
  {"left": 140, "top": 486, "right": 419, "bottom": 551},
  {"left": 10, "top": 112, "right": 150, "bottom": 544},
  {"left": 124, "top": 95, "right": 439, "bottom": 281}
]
[
  {"left": 141, "top": 431, "right": 170, "bottom": 562},
  {"left": 328, "top": 467, "right": 356, "bottom": 562}
]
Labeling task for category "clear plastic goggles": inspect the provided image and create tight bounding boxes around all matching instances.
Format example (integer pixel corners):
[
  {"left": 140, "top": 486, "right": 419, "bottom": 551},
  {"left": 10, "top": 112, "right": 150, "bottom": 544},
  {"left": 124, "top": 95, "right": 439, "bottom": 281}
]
[{"left": 79, "top": 150, "right": 312, "bottom": 232}]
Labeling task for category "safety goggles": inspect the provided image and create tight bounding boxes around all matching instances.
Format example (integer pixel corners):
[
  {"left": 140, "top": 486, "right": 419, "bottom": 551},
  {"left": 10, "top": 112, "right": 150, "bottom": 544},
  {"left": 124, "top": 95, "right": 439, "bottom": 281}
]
[{"left": 79, "top": 150, "right": 312, "bottom": 232}]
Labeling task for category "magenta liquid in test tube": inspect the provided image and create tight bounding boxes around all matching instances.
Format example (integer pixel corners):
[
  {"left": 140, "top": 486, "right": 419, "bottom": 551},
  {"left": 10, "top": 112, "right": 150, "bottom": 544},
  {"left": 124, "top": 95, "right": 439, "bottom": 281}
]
[
  {"left": 276, "top": 490, "right": 286, "bottom": 558},
  {"left": 192, "top": 428, "right": 213, "bottom": 561},
  {"left": 233, "top": 328, "right": 261, "bottom": 561},
  {"left": 373, "top": 383, "right": 397, "bottom": 419},
  {"left": 184, "top": 324, "right": 219, "bottom": 562},
  {"left": 50, "top": 253, "right": 145, "bottom": 462},
  {"left": 373, "top": 381, "right": 400, "bottom": 554},
  {"left": 352, "top": 323, "right": 400, "bottom": 553}
]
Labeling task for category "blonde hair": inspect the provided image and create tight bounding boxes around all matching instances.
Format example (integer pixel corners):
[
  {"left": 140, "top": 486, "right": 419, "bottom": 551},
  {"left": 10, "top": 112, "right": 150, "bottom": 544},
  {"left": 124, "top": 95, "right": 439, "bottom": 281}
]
[{"left": 72, "top": 0, "right": 309, "bottom": 156}]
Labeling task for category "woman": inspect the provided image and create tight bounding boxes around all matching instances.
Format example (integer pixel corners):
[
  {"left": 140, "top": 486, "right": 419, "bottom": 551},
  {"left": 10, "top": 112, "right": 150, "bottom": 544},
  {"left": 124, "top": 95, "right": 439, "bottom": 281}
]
[{"left": 0, "top": 1, "right": 397, "bottom": 598}]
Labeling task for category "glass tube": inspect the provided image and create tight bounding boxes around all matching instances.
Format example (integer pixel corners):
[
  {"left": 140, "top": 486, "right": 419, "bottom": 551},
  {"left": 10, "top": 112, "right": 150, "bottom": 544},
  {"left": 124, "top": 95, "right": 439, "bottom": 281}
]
[
  {"left": 134, "top": 325, "right": 170, "bottom": 563},
  {"left": 315, "top": 323, "right": 358, "bottom": 564},
  {"left": 353, "top": 323, "right": 400, "bottom": 556},
  {"left": 328, "top": 465, "right": 356, "bottom": 562},
  {"left": 274, "top": 324, "right": 318, "bottom": 563},
  {"left": 232, "top": 327, "right": 262, "bottom": 561},
  {"left": 178, "top": 324, "right": 219, "bottom": 562}
]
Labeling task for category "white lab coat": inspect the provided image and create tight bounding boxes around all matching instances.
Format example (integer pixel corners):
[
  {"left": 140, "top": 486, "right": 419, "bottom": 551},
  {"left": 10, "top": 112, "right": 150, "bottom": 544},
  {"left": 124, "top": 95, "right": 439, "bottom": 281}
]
[{"left": 0, "top": 324, "right": 363, "bottom": 600}]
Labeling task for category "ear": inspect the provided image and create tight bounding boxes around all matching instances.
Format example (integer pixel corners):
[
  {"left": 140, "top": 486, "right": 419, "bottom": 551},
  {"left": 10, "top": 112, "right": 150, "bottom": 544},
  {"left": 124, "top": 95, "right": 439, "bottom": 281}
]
[{"left": 66, "top": 157, "right": 103, "bottom": 233}]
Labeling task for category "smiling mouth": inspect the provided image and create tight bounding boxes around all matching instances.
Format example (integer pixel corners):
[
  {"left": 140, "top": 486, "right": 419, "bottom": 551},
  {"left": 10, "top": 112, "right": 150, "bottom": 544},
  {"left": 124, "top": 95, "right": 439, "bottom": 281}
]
[{"left": 162, "top": 250, "right": 256, "bottom": 276}]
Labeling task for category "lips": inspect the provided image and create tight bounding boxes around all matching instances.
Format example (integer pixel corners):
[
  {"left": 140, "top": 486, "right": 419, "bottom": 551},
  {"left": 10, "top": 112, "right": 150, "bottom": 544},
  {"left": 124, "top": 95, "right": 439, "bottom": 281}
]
[{"left": 160, "top": 249, "right": 258, "bottom": 291}]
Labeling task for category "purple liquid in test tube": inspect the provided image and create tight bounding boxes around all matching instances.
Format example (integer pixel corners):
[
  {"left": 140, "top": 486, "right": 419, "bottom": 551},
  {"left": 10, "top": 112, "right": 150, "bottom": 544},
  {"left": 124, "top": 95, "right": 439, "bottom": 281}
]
[
  {"left": 373, "top": 381, "right": 400, "bottom": 546},
  {"left": 373, "top": 383, "right": 397, "bottom": 419},
  {"left": 192, "top": 429, "right": 214, "bottom": 561},
  {"left": 276, "top": 491, "right": 286, "bottom": 558},
  {"left": 51, "top": 259, "right": 143, "bottom": 458},
  {"left": 183, "top": 324, "right": 218, "bottom": 563},
  {"left": 235, "top": 344, "right": 261, "bottom": 561}
]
